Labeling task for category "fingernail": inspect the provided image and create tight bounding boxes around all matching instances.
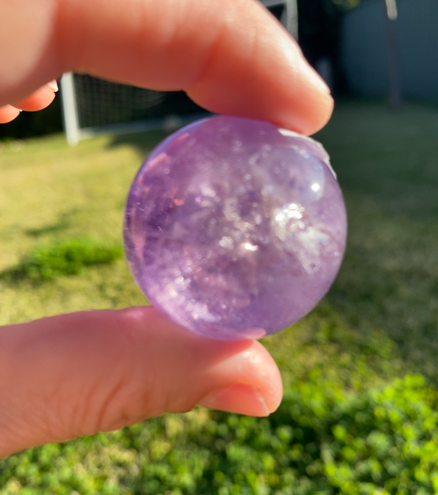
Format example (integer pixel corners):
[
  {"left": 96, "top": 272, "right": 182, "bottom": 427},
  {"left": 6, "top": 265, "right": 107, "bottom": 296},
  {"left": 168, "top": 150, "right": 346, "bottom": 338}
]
[
  {"left": 301, "top": 62, "right": 331, "bottom": 95},
  {"left": 47, "top": 80, "right": 59, "bottom": 92},
  {"left": 199, "top": 384, "right": 270, "bottom": 417}
]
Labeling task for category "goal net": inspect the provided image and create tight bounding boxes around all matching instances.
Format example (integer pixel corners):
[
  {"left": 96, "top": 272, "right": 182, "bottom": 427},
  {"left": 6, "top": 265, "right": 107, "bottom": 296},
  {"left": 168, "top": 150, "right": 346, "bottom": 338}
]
[{"left": 60, "top": 0, "right": 298, "bottom": 145}]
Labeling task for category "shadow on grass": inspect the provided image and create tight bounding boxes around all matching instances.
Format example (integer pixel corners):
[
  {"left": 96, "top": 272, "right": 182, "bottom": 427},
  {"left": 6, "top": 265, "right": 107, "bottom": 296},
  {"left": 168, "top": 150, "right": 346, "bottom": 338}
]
[
  {"left": 25, "top": 222, "right": 70, "bottom": 237},
  {"left": 24, "top": 210, "right": 82, "bottom": 238},
  {"left": 106, "top": 129, "right": 169, "bottom": 156},
  {"left": 105, "top": 112, "right": 211, "bottom": 156}
]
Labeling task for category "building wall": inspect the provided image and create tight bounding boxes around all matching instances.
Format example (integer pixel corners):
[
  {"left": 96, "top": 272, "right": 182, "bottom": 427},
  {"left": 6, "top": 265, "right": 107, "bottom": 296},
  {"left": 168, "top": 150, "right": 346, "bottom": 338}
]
[{"left": 342, "top": 0, "right": 438, "bottom": 98}]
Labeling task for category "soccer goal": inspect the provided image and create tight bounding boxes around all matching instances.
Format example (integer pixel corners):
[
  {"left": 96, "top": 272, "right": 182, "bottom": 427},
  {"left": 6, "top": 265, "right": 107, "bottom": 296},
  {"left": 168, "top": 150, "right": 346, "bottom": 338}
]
[{"left": 60, "top": 0, "right": 298, "bottom": 146}]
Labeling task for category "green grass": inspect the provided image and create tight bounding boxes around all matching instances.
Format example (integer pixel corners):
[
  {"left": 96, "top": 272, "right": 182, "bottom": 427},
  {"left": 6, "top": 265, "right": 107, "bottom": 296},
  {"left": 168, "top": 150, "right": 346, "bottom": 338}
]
[
  {"left": 2, "top": 238, "right": 123, "bottom": 282},
  {"left": 0, "top": 131, "right": 165, "bottom": 322},
  {"left": 1, "top": 100, "right": 438, "bottom": 493},
  {"left": 315, "top": 100, "right": 438, "bottom": 380}
]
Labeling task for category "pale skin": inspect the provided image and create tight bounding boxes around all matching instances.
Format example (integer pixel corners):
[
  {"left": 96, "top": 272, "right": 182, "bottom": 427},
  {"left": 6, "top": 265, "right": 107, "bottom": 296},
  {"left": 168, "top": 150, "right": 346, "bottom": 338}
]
[{"left": 0, "top": 0, "right": 333, "bottom": 459}]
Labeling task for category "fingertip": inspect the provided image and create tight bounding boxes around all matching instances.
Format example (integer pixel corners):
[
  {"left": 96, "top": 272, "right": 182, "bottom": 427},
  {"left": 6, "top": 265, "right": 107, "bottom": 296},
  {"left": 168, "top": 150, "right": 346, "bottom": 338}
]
[
  {"left": 0, "top": 105, "right": 21, "bottom": 123},
  {"left": 193, "top": 336, "right": 283, "bottom": 417},
  {"left": 239, "top": 340, "right": 283, "bottom": 414},
  {"left": 13, "top": 83, "right": 57, "bottom": 112},
  {"left": 186, "top": 16, "right": 334, "bottom": 136},
  {"left": 289, "top": 60, "right": 334, "bottom": 135},
  {"left": 282, "top": 81, "right": 334, "bottom": 136},
  {"left": 119, "top": 306, "right": 283, "bottom": 417}
]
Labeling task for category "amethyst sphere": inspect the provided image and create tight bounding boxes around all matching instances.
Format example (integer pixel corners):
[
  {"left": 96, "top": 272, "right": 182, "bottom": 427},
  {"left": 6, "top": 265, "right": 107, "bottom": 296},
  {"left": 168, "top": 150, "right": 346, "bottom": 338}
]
[{"left": 124, "top": 116, "right": 347, "bottom": 340}]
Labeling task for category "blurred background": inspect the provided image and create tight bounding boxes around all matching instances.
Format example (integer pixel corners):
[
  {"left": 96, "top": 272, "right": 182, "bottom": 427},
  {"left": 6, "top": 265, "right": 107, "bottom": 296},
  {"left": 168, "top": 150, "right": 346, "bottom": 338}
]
[{"left": 2, "top": 0, "right": 438, "bottom": 493}]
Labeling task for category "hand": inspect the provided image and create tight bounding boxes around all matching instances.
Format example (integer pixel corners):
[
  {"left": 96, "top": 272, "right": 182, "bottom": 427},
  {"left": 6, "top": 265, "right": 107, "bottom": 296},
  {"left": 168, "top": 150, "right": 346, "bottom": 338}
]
[{"left": 0, "top": 0, "right": 333, "bottom": 459}]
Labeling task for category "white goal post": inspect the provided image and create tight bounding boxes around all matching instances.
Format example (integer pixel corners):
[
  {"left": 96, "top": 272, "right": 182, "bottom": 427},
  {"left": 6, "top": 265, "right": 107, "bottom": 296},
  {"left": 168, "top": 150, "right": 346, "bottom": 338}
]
[{"left": 60, "top": 0, "right": 298, "bottom": 146}]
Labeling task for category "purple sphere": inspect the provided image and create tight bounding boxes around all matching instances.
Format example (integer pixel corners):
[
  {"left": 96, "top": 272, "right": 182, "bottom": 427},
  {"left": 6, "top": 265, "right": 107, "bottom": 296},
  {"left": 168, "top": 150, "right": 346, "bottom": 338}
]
[{"left": 124, "top": 116, "right": 347, "bottom": 340}]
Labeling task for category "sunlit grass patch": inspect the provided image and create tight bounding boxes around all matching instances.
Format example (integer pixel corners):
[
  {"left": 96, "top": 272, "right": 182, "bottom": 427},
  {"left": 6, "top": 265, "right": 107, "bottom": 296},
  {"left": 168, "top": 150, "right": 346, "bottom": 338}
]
[{"left": 0, "top": 130, "right": 159, "bottom": 323}]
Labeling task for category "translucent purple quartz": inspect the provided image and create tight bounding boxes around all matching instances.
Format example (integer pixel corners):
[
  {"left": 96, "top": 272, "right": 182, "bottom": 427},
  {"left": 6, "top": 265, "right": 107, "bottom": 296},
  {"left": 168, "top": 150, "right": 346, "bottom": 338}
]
[{"left": 124, "top": 116, "right": 347, "bottom": 340}]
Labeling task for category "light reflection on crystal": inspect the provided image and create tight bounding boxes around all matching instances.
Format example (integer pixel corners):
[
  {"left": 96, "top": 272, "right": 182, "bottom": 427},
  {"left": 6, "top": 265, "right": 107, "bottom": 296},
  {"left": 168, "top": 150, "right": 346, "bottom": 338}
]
[{"left": 243, "top": 242, "right": 259, "bottom": 252}]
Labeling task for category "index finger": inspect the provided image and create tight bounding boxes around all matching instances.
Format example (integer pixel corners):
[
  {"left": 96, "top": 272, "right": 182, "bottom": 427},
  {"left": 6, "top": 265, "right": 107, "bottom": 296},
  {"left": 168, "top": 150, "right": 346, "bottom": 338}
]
[{"left": 0, "top": 0, "right": 333, "bottom": 135}]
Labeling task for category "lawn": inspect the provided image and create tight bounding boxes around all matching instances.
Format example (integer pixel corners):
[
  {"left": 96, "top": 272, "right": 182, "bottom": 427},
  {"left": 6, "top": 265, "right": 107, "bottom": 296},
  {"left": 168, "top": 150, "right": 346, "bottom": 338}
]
[{"left": 1, "top": 100, "right": 438, "bottom": 494}]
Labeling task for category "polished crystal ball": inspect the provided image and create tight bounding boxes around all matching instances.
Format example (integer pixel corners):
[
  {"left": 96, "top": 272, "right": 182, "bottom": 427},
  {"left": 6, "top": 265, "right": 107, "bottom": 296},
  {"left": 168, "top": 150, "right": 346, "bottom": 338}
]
[{"left": 124, "top": 116, "right": 347, "bottom": 340}]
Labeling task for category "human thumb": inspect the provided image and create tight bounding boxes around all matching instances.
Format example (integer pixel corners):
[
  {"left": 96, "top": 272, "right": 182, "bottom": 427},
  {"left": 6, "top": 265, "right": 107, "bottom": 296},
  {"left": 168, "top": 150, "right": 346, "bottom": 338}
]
[{"left": 0, "top": 306, "right": 282, "bottom": 458}]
